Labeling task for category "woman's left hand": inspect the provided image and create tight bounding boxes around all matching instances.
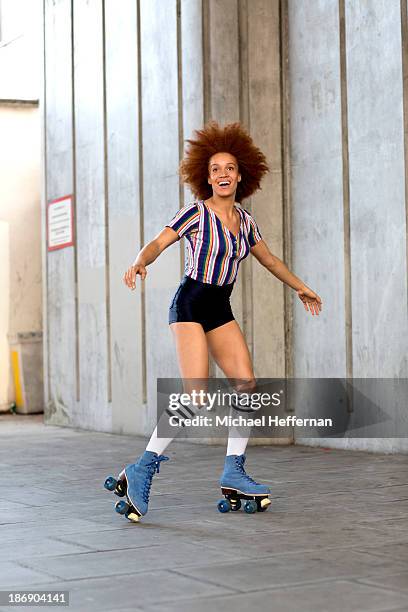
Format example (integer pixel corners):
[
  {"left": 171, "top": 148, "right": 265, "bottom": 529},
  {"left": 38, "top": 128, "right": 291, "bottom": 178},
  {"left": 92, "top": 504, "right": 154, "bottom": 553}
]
[{"left": 296, "top": 286, "right": 322, "bottom": 316}]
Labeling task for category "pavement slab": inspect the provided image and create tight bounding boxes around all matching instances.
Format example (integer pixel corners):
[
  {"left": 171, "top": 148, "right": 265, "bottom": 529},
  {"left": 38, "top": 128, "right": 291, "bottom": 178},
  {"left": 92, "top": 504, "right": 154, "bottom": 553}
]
[{"left": 0, "top": 413, "right": 407, "bottom": 612}]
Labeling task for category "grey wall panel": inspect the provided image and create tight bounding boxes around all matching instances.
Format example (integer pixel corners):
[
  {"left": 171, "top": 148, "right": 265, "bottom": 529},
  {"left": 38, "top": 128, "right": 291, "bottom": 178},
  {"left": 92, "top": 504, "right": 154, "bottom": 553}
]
[
  {"left": 73, "top": 0, "right": 110, "bottom": 431},
  {"left": 247, "top": 0, "right": 285, "bottom": 379},
  {"left": 104, "top": 0, "right": 145, "bottom": 435},
  {"left": 208, "top": 0, "right": 240, "bottom": 124},
  {"left": 44, "top": 0, "right": 76, "bottom": 426},
  {"left": 181, "top": 0, "right": 204, "bottom": 204},
  {"left": 41, "top": 0, "right": 48, "bottom": 411},
  {"left": 289, "top": 0, "right": 346, "bottom": 378},
  {"left": 345, "top": 0, "right": 408, "bottom": 378},
  {"left": 140, "top": 0, "right": 182, "bottom": 432}
]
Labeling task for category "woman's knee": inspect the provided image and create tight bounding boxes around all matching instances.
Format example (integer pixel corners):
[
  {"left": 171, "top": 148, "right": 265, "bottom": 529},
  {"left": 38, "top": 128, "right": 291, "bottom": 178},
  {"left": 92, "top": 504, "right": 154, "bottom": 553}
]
[{"left": 232, "top": 377, "right": 257, "bottom": 394}]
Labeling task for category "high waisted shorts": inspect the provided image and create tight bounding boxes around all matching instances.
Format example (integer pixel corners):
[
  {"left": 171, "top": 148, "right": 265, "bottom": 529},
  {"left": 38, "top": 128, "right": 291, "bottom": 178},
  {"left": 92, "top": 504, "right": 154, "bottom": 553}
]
[{"left": 168, "top": 274, "right": 235, "bottom": 333}]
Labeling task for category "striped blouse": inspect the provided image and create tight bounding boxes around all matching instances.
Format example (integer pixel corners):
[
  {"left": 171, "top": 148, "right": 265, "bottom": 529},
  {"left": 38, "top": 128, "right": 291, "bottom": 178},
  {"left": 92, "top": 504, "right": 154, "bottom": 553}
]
[{"left": 165, "top": 199, "right": 263, "bottom": 285}]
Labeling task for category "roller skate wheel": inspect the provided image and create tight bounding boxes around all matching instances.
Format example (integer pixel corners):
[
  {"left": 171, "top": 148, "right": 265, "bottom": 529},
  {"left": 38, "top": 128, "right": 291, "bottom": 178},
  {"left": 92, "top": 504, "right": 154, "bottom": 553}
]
[
  {"left": 104, "top": 476, "right": 117, "bottom": 491},
  {"left": 115, "top": 500, "right": 130, "bottom": 515},
  {"left": 243, "top": 500, "right": 257, "bottom": 514},
  {"left": 217, "top": 499, "right": 231, "bottom": 513},
  {"left": 260, "top": 498, "right": 271, "bottom": 509}
]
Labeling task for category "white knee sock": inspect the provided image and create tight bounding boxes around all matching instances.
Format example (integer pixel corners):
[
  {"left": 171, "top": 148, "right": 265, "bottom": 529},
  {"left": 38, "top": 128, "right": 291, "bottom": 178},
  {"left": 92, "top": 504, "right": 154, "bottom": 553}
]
[
  {"left": 226, "top": 430, "right": 251, "bottom": 456},
  {"left": 226, "top": 391, "right": 255, "bottom": 456},
  {"left": 226, "top": 411, "right": 251, "bottom": 455},
  {"left": 145, "top": 427, "right": 175, "bottom": 456},
  {"left": 145, "top": 398, "right": 204, "bottom": 455}
]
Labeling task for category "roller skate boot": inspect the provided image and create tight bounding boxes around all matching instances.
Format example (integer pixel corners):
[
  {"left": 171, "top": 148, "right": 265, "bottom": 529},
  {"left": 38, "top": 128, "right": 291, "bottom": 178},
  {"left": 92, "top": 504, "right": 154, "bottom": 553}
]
[
  {"left": 104, "top": 450, "right": 169, "bottom": 522},
  {"left": 217, "top": 454, "right": 272, "bottom": 514}
]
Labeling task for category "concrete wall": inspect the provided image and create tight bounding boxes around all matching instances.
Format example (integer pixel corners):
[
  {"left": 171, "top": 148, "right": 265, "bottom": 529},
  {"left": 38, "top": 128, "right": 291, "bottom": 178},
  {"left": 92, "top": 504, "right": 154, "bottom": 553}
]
[
  {"left": 0, "top": 104, "right": 42, "bottom": 410},
  {"left": 289, "top": 0, "right": 408, "bottom": 453},
  {"left": 0, "top": 0, "right": 42, "bottom": 100},
  {"left": 0, "top": 0, "right": 42, "bottom": 412},
  {"left": 43, "top": 0, "right": 407, "bottom": 452},
  {"left": 42, "top": 0, "right": 287, "bottom": 437},
  {"left": 0, "top": 220, "right": 10, "bottom": 410}
]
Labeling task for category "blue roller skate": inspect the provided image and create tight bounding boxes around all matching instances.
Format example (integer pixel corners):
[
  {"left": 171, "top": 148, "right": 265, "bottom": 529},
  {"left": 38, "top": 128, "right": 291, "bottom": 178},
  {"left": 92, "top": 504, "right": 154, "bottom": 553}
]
[
  {"left": 104, "top": 451, "right": 169, "bottom": 522},
  {"left": 217, "top": 454, "right": 272, "bottom": 514}
]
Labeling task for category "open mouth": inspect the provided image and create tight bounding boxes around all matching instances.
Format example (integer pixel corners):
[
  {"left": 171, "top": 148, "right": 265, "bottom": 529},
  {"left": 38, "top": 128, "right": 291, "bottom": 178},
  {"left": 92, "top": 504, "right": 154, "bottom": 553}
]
[{"left": 218, "top": 181, "right": 231, "bottom": 189}]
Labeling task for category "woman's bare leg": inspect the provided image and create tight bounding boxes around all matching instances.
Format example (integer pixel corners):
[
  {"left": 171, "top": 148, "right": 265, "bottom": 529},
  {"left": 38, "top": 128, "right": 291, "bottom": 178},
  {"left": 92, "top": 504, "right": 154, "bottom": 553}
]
[
  {"left": 206, "top": 320, "right": 256, "bottom": 455},
  {"left": 170, "top": 322, "right": 209, "bottom": 378},
  {"left": 146, "top": 322, "right": 209, "bottom": 454}
]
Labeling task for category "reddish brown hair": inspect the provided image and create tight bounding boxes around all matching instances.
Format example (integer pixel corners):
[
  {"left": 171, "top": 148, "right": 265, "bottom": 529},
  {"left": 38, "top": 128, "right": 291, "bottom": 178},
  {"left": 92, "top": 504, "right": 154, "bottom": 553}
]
[{"left": 178, "top": 120, "right": 270, "bottom": 202}]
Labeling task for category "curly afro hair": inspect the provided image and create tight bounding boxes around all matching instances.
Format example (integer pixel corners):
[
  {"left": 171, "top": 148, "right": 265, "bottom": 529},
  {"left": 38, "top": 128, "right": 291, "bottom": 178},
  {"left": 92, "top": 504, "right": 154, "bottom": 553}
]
[{"left": 178, "top": 120, "right": 270, "bottom": 203}]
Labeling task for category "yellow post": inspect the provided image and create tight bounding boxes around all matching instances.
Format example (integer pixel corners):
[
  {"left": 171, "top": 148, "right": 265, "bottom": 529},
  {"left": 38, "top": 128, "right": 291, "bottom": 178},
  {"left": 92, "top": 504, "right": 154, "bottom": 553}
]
[{"left": 11, "top": 349, "right": 24, "bottom": 409}]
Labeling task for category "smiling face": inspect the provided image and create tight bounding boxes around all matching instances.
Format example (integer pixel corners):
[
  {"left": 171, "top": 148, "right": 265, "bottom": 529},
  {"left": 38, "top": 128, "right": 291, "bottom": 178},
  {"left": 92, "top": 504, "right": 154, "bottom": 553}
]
[{"left": 207, "top": 152, "right": 241, "bottom": 198}]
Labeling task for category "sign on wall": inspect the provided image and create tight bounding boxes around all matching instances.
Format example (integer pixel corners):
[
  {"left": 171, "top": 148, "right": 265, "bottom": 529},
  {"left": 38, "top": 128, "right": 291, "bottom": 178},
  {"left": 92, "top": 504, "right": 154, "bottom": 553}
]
[{"left": 47, "top": 195, "right": 75, "bottom": 251}]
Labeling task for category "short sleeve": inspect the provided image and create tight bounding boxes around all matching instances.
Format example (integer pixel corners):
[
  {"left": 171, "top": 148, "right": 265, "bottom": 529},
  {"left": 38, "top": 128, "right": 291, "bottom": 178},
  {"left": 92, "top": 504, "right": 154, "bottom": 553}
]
[
  {"left": 246, "top": 212, "right": 263, "bottom": 247},
  {"left": 165, "top": 202, "right": 199, "bottom": 240}
]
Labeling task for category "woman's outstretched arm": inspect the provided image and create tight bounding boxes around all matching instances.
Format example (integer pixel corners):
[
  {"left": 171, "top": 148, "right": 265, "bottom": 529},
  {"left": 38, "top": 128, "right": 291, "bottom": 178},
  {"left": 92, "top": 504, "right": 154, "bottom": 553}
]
[
  {"left": 250, "top": 240, "right": 323, "bottom": 316},
  {"left": 123, "top": 227, "right": 180, "bottom": 291}
]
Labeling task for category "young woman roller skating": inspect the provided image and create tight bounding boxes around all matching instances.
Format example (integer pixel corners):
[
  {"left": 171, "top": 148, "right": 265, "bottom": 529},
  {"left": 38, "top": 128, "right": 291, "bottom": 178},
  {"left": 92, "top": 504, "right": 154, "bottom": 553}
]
[{"left": 105, "top": 121, "right": 322, "bottom": 522}]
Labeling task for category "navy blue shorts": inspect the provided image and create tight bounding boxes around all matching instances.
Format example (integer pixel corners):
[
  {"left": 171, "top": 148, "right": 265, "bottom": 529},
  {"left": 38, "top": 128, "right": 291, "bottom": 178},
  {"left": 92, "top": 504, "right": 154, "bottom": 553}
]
[{"left": 169, "top": 274, "right": 235, "bottom": 333}]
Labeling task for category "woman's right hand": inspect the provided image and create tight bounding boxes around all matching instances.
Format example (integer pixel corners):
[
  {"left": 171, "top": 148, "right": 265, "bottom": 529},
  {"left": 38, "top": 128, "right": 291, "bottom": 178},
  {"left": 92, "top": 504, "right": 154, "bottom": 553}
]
[{"left": 123, "top": 263, "right": 147, "bottom": 290}]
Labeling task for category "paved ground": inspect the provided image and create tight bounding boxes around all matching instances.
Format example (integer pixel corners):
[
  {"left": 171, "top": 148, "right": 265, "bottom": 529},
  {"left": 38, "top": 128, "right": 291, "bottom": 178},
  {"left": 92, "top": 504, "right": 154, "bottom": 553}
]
[{"left": 0, "top": 414, "right": 408, "bottom": 612}]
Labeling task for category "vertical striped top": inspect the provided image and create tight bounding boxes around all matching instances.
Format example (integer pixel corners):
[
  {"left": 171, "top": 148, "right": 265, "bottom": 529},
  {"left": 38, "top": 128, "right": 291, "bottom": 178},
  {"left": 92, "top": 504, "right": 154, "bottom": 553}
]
[{"left": 165, "top": 200, "right": 263, "bottom": 285}]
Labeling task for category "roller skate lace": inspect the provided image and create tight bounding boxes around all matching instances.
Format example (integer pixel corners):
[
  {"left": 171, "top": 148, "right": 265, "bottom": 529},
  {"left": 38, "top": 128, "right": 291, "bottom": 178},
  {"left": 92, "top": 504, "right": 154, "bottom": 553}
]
[
  {"left": 235, "top": 455, "right": 258, "bottom": 485},
  {"left": 141, "top": 455, "right": 169, "bottom": 503}
]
